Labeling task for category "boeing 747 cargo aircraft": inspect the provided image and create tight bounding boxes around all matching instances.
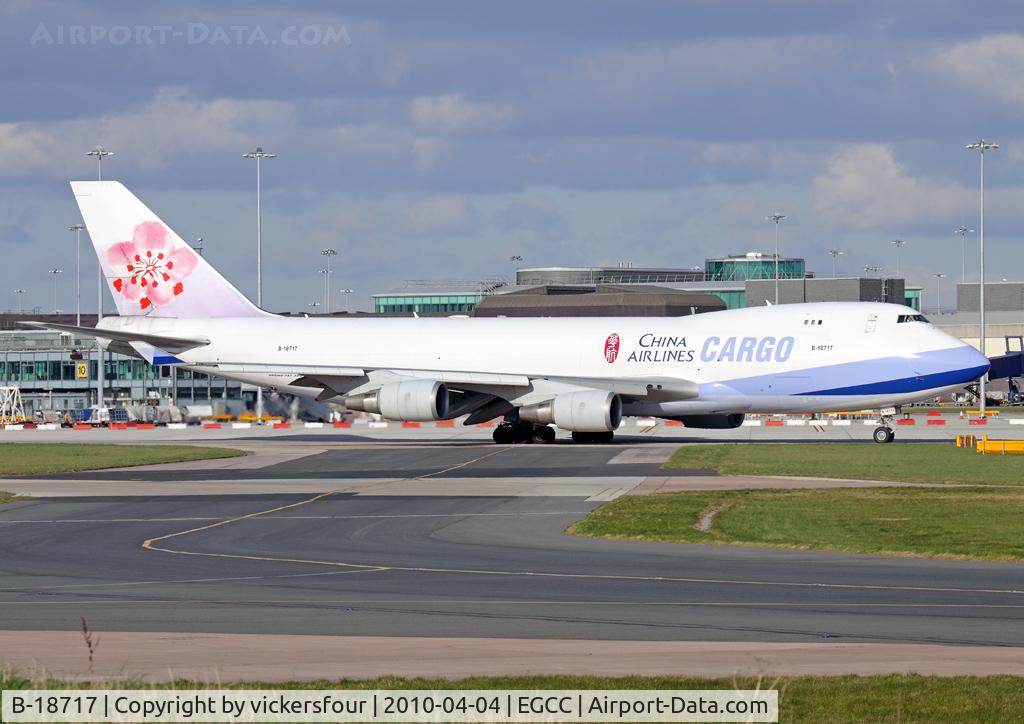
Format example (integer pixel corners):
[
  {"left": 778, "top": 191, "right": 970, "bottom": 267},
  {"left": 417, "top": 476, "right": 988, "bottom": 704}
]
[{"left": 26, "top": 182, "right": 990, "bottom": 444}]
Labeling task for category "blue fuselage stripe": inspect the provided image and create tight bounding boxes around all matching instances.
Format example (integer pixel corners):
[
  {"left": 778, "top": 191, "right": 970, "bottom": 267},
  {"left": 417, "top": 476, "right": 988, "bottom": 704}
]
[
  {"left": 798, "top": 363, "right": 989, "bottom": 396},
  {"left": 698, "top": 346, "right": 989, "bottom": 399}
]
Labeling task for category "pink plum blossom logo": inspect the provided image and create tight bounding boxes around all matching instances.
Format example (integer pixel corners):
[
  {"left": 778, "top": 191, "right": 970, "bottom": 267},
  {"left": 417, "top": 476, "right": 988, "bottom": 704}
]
[{"left": 106, "top": 221, "right": 197, "bottom": 310}]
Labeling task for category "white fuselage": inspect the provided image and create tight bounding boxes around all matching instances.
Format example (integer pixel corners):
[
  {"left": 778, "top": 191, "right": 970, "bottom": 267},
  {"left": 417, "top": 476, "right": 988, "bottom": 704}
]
[{"left": 99, "top": 301, "right": 988, "bottom": 416}]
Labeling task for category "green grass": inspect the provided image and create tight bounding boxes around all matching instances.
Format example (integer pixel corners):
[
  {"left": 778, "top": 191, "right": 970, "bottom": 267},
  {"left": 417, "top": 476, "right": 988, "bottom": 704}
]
[
  {"left": 0, "top": 443, "right": 244, "bottom": 476},
  {"left": 2, "top": 672, "right": 1022, "bottom": 722},
  {"left": 570, "top": 487, "right": 1024, "bottom": 561},
  {"left": 665, "top": 443, "right": 1024, "bottom": 485}
]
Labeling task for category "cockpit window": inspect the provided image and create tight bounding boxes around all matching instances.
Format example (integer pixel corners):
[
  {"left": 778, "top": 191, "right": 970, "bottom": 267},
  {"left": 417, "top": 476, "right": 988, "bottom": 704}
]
[{"left": 897, "top": 314, "right": 930, "bottom": 323}]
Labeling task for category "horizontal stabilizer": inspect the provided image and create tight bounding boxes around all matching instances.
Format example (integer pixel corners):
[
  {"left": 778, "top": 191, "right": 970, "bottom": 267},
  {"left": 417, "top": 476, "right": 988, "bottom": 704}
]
[{"left": 18, "top": 321, "right": 209, "bottom": 354}]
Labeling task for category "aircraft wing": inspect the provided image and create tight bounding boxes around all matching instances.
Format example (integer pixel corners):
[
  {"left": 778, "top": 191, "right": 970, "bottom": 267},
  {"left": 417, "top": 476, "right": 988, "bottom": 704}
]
[
  {"left": 18, "top": 321, "right": 210, "bottom": 353},
  {"left": 210, "top": 362, "right": 698, "bottom": 401}
]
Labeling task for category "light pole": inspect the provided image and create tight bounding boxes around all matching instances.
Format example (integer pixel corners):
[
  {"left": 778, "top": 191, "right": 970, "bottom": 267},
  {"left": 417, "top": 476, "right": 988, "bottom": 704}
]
[
  {"left": 338, "top": 288, "right": 353, "bottom": 313},
  {"left": 86, "top": 145, "right": 113, "bottom": 181},
  {"left": 890, "top": 239, "right": 906, "bottom": 277},
  {"left": 308, "top": 301, "right": 321, "bottom": 314},
  {"left": 69, "top": 224, "right": 85, "bottom": 326},
  {"left": 243, "top": 146, "right": 275, "bottom": 419},
  {"left": 48, "top": 268, "right": 63, "bottom": 313},
  {"left": 320, "top": 248, "right": 337, "bottom": 313},
  {"left": 193, "top": 237, "right": 204, "bottom": 256},
  {"left": 86, "top": 146, "right": 111, "bottom": 409},
  {"left": 863, "top": 265, "right": 882, "bottom": 277},
  {"left": 318, "top": 268, "right": 330, "bottom": 311},
  {"left": 933, "top": 273, "right": 946, "bottom": 314},
  {"left": 827, "top": 249, "right": 844, "bottom": 278},
  {"left": 954, "top": 227, "right": 974, "bottom": 285},
  {"left": 765, "top": 212, "right": 786, "bottom": 304},
  {"left": 966, "top": 139, "right": 997, "bottom": 414},
  {"left": 13, "top": 289, "right": 26, "bottom": 314}
]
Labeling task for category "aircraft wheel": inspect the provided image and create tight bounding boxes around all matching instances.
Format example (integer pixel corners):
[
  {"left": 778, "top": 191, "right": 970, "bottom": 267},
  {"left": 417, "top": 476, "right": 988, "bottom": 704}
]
[
  {"left": 532, "top": 425, "right": 556, "bottom": 444},
  {"left": 872, "top": 426, "right": 895, "bottom": 444},
  {"left": 571, "top": 430, "right": 615, "bottom": 444},
  {"left": 493, "top": 424, "right": 516, "bottom": 444}
]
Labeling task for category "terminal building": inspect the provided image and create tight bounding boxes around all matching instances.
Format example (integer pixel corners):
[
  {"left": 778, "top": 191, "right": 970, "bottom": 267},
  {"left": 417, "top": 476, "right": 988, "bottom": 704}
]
[
  {"left": 1, "top": 313, "right": 252, "bottom": 418},
  {"left": 374, "top": 253, "right": 921, "bottom": 314}
]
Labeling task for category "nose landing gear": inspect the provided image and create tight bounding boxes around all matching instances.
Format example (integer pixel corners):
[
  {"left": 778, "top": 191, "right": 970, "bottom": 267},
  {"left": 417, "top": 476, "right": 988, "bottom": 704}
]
[
  {"left": 872, "top": 425, "right": 895, "bottom": 444},
  {"left": 872, "top": 408, "right": 898, "bottom": 443}
]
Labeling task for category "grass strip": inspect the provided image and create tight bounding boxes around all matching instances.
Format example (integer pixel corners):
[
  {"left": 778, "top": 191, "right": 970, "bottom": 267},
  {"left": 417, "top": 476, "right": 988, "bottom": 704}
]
[
  {"left": 0, "top": 443, "right": 244, "bottom": 476},
  {"left": 570, "top": 487, "right": 1024, "bottom": 561},
  {"left": 664, "top": 443, "right": 1024, "bottom": 485}
]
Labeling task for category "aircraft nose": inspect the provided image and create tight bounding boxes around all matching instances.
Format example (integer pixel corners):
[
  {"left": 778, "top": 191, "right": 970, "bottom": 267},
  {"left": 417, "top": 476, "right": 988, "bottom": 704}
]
[{"left": 966, "top": 344, "right": 991, "bottom": 374}]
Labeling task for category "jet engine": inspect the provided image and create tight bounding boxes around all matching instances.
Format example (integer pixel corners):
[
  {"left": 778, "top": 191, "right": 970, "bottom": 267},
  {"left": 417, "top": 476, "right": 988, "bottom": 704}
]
[
  {"left": 519, "top": 390, "right": 622, "bottom": 432},
  {"left": 670, "top": 413, "right": 745, "bottom": 429},
  {"left": 344, "top": 380, "right": 449, "bottom": 421}
]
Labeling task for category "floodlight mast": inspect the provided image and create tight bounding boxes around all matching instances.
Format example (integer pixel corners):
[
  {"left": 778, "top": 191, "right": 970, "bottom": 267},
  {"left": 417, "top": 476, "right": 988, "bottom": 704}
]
[
  {"left": 338, "top": 288, "right": 353, "bottom": 313},
  {"left": 85, "top": 145, "right": 112, "bottom": 409},
  {"left": 828, "top": 249, "right": 844, "bottom": 278},
  {"left": 933, "top": 273, "right": 946, "bottom": 314},
  {"left": 242, "top": 146, "right": 275, "bottom": 420},
  {"left": 954, "top": 227, "right": 973, "bottom": 285},
  {"left": 69, "top": 224, "right": 86, "bottom": 327},
  {"left": 765, "top": 212, "right": 787, "bottom": 304},
  {"left": 965, "top": 139, "right": 997, "bottom": 414},
  {"left": 321, "top": 249, "right": 338, "bottom": 313},
  {"left": 890, "top": 239, "right": 906, "bottom": 277},
  {"left": 48, "top": 268, "right": 63, "bottom": 313}
]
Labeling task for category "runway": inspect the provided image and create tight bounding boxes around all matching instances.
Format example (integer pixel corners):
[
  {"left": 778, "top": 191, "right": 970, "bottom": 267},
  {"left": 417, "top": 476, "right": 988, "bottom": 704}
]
[{"left": 1, "top": 434, "right": 1023, "bottom": 679}]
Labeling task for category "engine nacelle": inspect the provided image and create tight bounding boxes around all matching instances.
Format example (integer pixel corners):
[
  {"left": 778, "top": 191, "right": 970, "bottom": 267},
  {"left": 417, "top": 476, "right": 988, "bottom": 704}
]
[
  {"left": 520, "top": 390, "right": 622, "bottom": 432},
  {"left": 345, "top": 380, "right": 449, "bottom": 421},
  {"left": 670, "top": 413, "right": 745, "bottom": 429}
]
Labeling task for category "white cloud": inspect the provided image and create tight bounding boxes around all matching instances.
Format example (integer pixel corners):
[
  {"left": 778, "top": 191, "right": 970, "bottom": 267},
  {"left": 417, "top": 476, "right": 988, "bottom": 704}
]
[
  {"left": 0, "top": 123, "right": 52, "bottom": 176},
  {"left": 813, "top": 143, "right": 969, "bottom": 229},
  {"left": 404, "top": 194, "right": 474, "bottom": 234},
  {"left": 0, "top": 88, "right": 296, "bottom": 178},
  {"left": 937, "top": 33, "right": 1024, "bottom": 107},
  {"left": 410, "top": 93, "right": 515, "bottom": 134},
  {"left": 94, "top": 88, "right": 295, "bottom": 169}
]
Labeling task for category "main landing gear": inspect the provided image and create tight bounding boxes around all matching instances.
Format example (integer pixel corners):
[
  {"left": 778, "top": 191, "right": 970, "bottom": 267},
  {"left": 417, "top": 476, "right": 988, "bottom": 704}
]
[
  {"left": 493, "top": 420, "right": 556, "bottom": 444},
  {"left": 571, "top": 431, "right": 615, "bottom": 444}
]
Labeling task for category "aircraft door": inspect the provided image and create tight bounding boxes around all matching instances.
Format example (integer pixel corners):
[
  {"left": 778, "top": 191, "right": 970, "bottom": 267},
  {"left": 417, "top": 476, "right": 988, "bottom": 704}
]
[{"left": 865, "top": 313, "right": 877, "bottom": 333}]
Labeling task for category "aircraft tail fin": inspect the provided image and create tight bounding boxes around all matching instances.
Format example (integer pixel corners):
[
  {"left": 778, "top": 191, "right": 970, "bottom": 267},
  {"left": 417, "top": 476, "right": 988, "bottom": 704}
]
[{"left": 70, "top": 181, "right": 267, "bottom": 318}]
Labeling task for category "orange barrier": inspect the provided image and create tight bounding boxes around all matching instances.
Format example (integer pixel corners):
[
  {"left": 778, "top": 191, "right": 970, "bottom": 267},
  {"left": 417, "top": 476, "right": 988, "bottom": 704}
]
[
  {"left": 764, "top": 419, "right": 784, "bottom": 427},
  {"left": 927, "top": 419, "right": 946, "bottom": 425},
  {"left": 332, "top": 421, "right": 352, "bottom": 428},
  {"left": 896, "top": 419, "right": 916, "bottom": 426},
  {"left": 72, "top": 423, "right": 92, "bottom": 430},
  {"left": 664, "top": 420, "right": 684, "bottom": 427},
  {"left": 202, "top": 423, "right": 222, "bottom": 429},
  {"left": 975, "top": 434, "right": 1024, "bottom": 455},
  {"left": 401, "top": 421, "right": 421, "bottom": 428},
  {"left": 435, "top": 420, "right": 455, "bottom": 428},
  {"left": 969, "top": 418, "right": 988, "bottom": 425},
  {"left": 272, "top": 422, "right": 291, "bottom": 429}
]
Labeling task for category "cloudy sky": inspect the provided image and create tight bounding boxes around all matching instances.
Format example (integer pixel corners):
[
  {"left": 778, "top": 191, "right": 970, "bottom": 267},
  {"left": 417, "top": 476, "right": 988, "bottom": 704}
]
[{"left": 2, "top": 0, "right": 1024, "bottom": 314}]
